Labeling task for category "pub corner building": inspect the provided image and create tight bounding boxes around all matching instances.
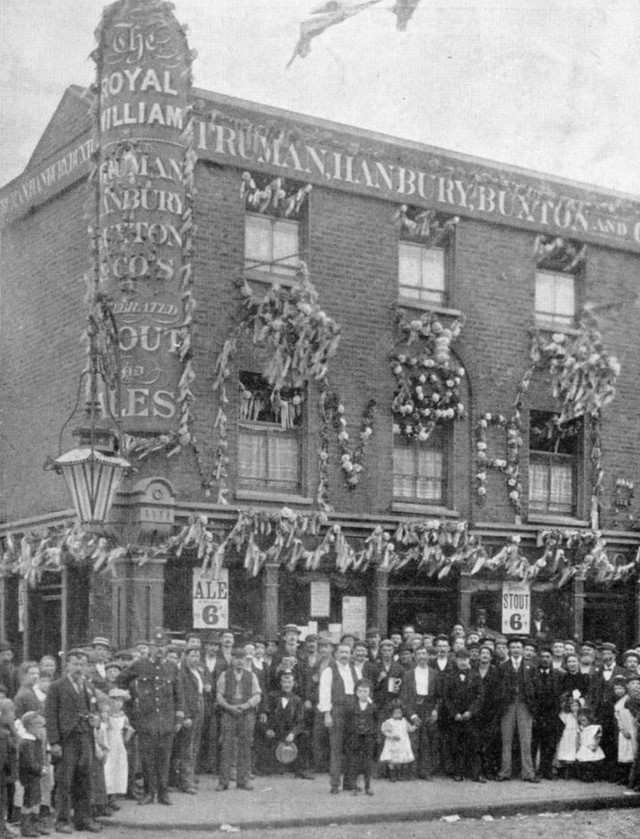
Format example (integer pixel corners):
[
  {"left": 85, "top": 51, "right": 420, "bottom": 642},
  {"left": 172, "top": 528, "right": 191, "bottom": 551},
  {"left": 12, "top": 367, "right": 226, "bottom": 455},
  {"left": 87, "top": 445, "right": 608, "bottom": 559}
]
[{"left": 1, "top": 0, "right": 640, "bottom": 661}]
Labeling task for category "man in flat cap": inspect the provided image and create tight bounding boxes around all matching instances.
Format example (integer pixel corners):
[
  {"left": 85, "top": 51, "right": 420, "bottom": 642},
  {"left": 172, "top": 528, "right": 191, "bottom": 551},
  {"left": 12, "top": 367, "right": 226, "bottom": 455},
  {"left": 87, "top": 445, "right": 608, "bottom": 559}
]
[{"left": 119, "top": 628, "right": 185, "bottom": 805}]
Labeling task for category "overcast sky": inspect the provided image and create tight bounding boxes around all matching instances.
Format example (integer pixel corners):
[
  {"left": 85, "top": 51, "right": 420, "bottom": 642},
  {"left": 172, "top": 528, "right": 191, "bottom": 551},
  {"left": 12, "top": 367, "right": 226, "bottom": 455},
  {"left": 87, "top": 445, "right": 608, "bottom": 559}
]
[{"left": 1, "top": 0, "right": 640, "bottom": 196}]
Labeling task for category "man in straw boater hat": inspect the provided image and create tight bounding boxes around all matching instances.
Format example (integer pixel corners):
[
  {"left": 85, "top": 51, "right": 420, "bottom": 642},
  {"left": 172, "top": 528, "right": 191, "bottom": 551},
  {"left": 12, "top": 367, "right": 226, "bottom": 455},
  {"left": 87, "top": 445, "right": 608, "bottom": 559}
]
[
  {"left": 588, "top": 642, "right": 627, "bottom": 775},
  {"left": 88, "top": 636, "right": 112, "bottom": 694},
  {"left": 496, "top": 636, "right": 539, "bottom": 783}
]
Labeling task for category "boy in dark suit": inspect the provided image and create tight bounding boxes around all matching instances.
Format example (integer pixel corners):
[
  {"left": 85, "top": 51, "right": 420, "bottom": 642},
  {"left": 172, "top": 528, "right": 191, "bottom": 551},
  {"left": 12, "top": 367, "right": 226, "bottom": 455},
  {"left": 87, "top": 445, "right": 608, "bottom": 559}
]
[
  {"left": 344, "top": 680, "right": 377, "bottom": 795},
  {"left": 18, "top": 712, "right": 45, "bottom": 838},
  {"left": 265, "top": 670, "right": 313, "bottom": 779}
]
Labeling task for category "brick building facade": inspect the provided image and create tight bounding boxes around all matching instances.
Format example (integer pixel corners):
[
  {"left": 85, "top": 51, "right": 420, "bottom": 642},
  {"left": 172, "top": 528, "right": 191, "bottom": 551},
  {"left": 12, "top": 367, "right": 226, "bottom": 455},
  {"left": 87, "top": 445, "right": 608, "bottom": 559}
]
[{"left": 1, "top": 5, "right": 640, "bottom": 659}]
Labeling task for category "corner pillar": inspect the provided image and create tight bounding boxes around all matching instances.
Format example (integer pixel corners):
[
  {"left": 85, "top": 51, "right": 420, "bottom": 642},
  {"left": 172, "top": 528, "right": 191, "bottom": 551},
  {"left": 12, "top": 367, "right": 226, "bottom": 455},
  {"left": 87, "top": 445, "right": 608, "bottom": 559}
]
[
  {"left": 375, "top": 568, "right": 389, "bottom": 636},
  {"left": 459, "top": 570, "right": 472, "bottom": 628},
  {"left": 264, "top": 562, "right": 280, "bottom": 639},
  {"left": 111, "top": 556, "right": 167, "bottom": 648}
]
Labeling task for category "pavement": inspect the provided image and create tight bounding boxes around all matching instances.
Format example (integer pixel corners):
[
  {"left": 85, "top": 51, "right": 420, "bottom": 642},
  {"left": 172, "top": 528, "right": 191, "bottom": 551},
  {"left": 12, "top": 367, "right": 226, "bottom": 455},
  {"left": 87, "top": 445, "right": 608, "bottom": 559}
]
[{"left": 109, "top": 774, "right": 640, "bottom": 832}]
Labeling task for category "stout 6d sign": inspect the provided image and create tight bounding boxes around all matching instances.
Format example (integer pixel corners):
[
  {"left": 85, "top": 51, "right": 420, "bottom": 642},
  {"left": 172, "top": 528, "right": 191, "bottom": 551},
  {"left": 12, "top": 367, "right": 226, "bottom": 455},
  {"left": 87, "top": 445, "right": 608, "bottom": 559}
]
[{"left": 501, "top": 581, "right": 531, "bottom": 635}]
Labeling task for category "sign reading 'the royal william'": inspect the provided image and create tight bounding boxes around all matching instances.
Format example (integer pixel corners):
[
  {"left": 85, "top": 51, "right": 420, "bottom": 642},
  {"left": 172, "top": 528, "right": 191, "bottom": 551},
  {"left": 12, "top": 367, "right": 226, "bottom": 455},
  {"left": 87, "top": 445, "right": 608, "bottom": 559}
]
[{"left": 95, "top": 0, "right": 191, "bottom": 433}]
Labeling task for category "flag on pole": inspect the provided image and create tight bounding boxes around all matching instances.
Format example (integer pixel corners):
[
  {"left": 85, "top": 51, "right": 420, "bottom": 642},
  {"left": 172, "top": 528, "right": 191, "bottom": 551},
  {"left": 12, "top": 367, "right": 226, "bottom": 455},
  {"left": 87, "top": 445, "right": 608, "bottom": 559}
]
[
  {"left": 390, "top": 0, "right": 422, "bottom": 31},
  {"left": 288, "top": 0, "right": 383, "bottom": 68}
]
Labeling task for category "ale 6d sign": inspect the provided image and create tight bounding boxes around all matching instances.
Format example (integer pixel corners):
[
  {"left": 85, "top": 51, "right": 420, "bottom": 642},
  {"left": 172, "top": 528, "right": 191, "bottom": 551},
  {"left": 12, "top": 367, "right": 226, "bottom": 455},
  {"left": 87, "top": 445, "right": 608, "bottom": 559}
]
[
  {"left": 193, "top": 568, "right": 229, "bottom": 629},
  {"left": 501, "top": 581, "right": 531, "bottom": 635}
]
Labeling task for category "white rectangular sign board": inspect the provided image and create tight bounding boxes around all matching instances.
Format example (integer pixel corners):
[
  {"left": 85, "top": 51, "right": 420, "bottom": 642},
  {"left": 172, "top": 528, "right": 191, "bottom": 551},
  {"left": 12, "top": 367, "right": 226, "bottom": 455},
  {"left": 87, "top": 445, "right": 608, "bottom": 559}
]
[{"left": 193, "top": 568, "right": 229, "bottom": 629}]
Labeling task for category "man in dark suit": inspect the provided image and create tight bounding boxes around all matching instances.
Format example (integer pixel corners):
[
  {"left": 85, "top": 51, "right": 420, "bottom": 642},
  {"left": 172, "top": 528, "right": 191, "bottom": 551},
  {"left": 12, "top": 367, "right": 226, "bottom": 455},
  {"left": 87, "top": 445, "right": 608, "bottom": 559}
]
[
  {"left": 199, "top": 632, "right": 221, "bottom": 774},
  {"left": 496, "top": 636, "right": 539, "bottom": 783},
  {"left": 119, "top": 627, "right": 185, "bottom": 805},
  {"left": 176, "top": 645, "right": 208, "bottom": 794},
  {"left": 265, "top": 670, "right": 313, "bottom": 778},
  {"left": 532, "top": 645, "right": 562, "bottom": 779},
  {"left": 400, "top": 646, "right": 441, "bottom": 779},
  {"left": 45, "top": 649, "right": 101, "bottom": 834},
  {"left": 440, "top": 649, "right": 485, "bottom": 782},
  {"left": 0, "top": 641, "right": 20, "bottom": 699},
  {"left": 587, "top": 642, "right": 627, "bottom": 772}
]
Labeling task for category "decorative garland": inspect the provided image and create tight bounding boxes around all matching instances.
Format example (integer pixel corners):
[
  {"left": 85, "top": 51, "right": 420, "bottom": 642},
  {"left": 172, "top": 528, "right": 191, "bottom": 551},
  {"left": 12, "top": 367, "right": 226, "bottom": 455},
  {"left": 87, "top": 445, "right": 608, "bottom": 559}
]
[
  {"left": 207, "top": 263, "right": 377, "bottom": 505},
  {"left": 3, "top": 514, "right": 637, "bottom": 588},
  {"left": 391, "top": 309, "right": 465, "bottom": 441},
  {"left": 533, "top": 234, "right": 586, "bottom": 273},
  {"left": 241, "top": 171, "right": 312, "bottom": 219},
  {"left": 477, "top": 311, "right": 620, "bottom": 523},
  {"left": 613, "top": 478, "right": 635, "bottom": 527},
  {"left": 394, "top": 204, "right": 458, "bottom": 244}
]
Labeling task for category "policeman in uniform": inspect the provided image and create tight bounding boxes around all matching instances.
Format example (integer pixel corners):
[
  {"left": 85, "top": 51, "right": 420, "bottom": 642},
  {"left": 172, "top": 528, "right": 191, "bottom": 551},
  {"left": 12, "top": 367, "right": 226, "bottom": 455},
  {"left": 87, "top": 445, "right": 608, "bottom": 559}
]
[{"left": 119, "top": 628, "right": 185, "bottom": 805}]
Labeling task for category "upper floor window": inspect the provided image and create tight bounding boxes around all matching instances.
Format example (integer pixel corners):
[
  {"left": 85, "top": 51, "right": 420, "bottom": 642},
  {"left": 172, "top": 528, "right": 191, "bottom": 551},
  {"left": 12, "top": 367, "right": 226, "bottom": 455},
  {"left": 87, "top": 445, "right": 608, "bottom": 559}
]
[
  {"left": 395, "top": 206, "right": 457, "bottom": 308},
  {"left": 242, "top": 172, "right": 311, "bottom": 279},
  {"left": 399, "top": 242, "right": 446, "bottom": 306},
  {"left": 245, "top": 214, "right": 299, "bottom": 277},
  {"left": 528, "top": 410, "right": 581, "bottom": 517},
  {"left": 237, "top": 371, "right": 302, "bottom": 494},
  {"left": 533, "top": 235, "right": 585, "bottom": 329},
  {"left": 393, "top": 426, "right": 447, "bottom": 504},
  {"left": 534, "top": 270, "right": 575, "bottom": 328}
]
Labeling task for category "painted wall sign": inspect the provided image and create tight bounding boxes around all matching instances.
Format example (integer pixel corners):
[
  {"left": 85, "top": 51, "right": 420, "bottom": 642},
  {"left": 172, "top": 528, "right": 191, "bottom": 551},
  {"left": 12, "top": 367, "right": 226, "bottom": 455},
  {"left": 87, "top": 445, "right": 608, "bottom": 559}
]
[
  {"left": 501, "top": 580, "right": 531, "bottom": 635},
  {"left": 193, "top": 567, "right": 229, "bottom": 629},
  {"left": 193, "top": 106, "right": 640, "bottom": 254},
  {"left": 95, "top": 0, "right": 191, "bottom": 433}
]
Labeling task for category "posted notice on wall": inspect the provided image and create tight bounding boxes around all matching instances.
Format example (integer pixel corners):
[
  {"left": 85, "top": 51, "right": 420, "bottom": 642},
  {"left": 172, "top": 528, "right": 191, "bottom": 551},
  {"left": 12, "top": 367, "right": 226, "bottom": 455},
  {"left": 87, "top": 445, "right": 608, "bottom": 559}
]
[
  {"left": 342, "top": 596, "right": 367, "bottom": 640},
  {"left": 501, "top": 581, "right": 531, "bottom": 635},
  {"left": 193, "top": 568, "right": 229, "bottom": 629},
  {"left": 310, "top": 580, "right": 330, "bottom": 617}
]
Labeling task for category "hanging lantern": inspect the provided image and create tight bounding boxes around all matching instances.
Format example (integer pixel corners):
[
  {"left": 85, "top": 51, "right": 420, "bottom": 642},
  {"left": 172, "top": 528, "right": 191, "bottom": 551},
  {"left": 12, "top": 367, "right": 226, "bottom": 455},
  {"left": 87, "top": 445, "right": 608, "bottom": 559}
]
[{"left": 47, "top": 312, "right": 131, "bottom": 527}]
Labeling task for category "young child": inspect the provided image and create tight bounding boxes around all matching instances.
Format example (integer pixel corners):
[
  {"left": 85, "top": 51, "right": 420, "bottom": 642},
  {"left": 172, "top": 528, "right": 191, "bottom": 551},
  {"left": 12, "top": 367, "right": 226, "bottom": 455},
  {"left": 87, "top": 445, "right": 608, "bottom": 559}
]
[
  {"left": 576, "top": 707, "right": 605, "bottom": 782},
  {"left": 614, "top": 676, "right": 637, "bottom": 785},
  {"left": 344, "top": 680, "right": 378, "bottom": 796},
  {"left": 17, "top": 712, "right": 45, "bottom": 838},
  {"left": 555, "top": 692, "right": 581, "bottom": 779},
  {"left": 379, "top": 700, "right": 416, "bottom": 782},
  {"left": 91, "top": 702, "right": 110, "bottom": 818},
  {"left": 104, "top": 689, "right": 134, "bottom": 812}
]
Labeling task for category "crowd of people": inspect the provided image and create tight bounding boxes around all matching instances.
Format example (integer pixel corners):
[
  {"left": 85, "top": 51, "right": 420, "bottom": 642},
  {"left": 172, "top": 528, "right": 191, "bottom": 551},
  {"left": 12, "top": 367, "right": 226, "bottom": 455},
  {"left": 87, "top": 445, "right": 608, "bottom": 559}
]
[{"left": 0, "top": 611, "right": 637, "bottom": 835}]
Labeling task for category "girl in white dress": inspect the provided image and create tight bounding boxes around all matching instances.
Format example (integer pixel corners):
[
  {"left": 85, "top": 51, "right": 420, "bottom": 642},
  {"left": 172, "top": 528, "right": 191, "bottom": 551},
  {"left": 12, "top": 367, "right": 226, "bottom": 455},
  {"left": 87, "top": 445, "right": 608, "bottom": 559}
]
[
  {"left": 576, "top": 708, "right": 605, "bottom": 782},
  {"left": 104, "top": 689, "right": 135, "bottom": 807},
  {"left": 613, "top": 677, "right": 637, "bottom": 784},
  {"left": 380, "top": 701, "right": 416, "bottom": 781},
  {"left": 556, "top": 693, "right": 581, "bottom": 779}
]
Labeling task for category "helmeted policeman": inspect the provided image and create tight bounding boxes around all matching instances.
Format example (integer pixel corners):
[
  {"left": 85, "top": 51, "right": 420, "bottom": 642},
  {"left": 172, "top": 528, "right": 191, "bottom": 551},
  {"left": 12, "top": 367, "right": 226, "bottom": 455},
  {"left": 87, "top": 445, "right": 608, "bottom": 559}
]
[{"left": 119, "top": 627, "right": 185, "bottom": 805}]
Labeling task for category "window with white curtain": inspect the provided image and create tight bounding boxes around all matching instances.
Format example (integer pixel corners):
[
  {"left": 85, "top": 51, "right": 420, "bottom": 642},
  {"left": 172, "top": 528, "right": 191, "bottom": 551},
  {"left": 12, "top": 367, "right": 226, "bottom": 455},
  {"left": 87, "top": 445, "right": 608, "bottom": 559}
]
[
  {"left": 237, "top": 372, "right": 302, "bottom": 493},
  {"left": 398, "top": 242, "right": 446, "bottom": 305},
  {"left": 244, "top": 214, "right": 299, "bottom": 276},
  {"left": 393, "top": 426, "right": 447, "bottom": 503},
  {"left": 535, "top": 270, "right": 576, "bottom": 328},
  {"left": 528, "top": 410, "right": 581, "bottom": 516}
]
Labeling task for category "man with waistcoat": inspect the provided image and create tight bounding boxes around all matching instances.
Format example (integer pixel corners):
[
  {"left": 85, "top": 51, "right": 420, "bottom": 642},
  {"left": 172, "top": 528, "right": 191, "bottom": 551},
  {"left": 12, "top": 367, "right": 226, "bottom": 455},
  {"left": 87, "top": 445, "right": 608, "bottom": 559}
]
[
  {"left": 45, "top": 649, "right": 101, "bottom": 833},
  {"left": 400, "top": 646, "right": 441, "bottom": 779},
  {"left": 318, "top": 642, "right": 358, "bottom": 794},
  {"left": 118, "top": 628, "right": 185, "bottom": 806},
  {"left": 496, "top": 636, "right": 539, "bottom": 783},
  {"left": 216, "top": 647, "right": 261, "bottom": 791}
]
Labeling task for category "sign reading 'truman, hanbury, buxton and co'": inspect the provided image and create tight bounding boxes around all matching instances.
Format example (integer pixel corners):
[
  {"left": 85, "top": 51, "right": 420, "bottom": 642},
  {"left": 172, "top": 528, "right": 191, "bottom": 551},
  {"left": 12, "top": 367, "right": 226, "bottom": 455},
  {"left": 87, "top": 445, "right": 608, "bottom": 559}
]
[{"left": 95, "top": 0, "right": 191, "bottom": 433}]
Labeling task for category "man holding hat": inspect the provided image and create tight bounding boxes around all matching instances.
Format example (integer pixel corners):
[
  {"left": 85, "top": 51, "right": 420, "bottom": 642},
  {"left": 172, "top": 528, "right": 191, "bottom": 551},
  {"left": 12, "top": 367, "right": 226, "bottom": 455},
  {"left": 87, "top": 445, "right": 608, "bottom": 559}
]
[
  {"left": 216, "top": 648, "right": 262, "bottom": 790},
  {"left": 265, "top": 670, "right": 314, "bottom": 779},
  {"left": 119, "top": 628, "right": 185, "bottom": 805}
]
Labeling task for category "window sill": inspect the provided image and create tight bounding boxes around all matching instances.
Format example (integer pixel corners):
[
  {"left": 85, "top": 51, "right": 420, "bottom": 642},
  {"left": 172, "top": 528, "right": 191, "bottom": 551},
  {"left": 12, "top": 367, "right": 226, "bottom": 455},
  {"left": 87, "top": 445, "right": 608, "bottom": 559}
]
[
  {"left": 397, "top": 297, "right": 461, "bottom": 318},
  {"left": 527, "top": 513, "right": 589, "bottom": 527},
  {"left": 235, "top": 490, "right": 313, "bottom": 506},
  {"left": 391, "top": 501, "right": 460, "bottom": 518},
  {"left": 533, "top": 319, "right": 580, "bottom": 336},
  {"left": 244, "top": 267, "right": 298, "bottom": 287}
]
